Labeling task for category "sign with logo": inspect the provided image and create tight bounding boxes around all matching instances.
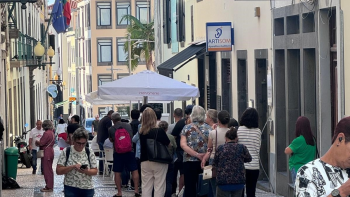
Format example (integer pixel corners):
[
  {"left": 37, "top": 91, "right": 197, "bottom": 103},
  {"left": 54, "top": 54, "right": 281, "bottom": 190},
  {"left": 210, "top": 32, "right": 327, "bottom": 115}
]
[
  {"left": 206, "top": 22, "right": 234, "bottom": 52},
  {"left": 47, "top": 84, "right": 58, "bottom": 98}
]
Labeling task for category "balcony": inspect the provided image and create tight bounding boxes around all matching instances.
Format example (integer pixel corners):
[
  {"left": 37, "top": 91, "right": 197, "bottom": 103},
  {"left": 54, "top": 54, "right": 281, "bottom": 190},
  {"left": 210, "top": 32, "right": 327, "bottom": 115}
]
[{"left": 11, "top": 32, "right": 37, "bottom": 67}]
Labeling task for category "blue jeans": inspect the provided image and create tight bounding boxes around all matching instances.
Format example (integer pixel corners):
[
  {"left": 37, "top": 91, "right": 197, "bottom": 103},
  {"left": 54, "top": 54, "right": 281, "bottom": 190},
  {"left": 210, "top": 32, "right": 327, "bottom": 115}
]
[
  {"left": 291, "top": 168, "right": 297, "bottom": 185},
  {"left": 165, "top": 163, "right": 174, "bottom": 197},
  {"left": 98, "top": 142, "right": 104, "bottom": 174},
  {"left": 64, "top": 185, "right": 94, "bottom": 197},
  {"left": 31, "top": 150, "right": 43, "bottom": 171},
  {"left": 210, "top": 178, "right": 217, "bottom": 197}
]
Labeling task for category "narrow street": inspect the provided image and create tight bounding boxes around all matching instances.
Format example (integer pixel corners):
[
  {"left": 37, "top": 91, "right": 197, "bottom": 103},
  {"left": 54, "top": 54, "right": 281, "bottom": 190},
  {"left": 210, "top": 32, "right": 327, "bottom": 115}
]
[{"left": 2, "top": 147, "right": 283, "bottom": 197}]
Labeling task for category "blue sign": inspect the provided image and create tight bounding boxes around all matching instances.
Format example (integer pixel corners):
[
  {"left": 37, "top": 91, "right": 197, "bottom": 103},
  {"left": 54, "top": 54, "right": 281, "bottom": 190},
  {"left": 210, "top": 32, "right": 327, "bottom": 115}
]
[
  {"left": 47, "top": 84, "right": 58, "bottom": 98},
  {"left": 206, "top": 22, "right": 234, "bottom": 52}
]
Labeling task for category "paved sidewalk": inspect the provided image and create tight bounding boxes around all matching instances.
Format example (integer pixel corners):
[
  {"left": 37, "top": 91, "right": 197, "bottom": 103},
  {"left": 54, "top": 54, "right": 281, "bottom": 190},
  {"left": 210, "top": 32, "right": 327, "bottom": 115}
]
[{"left": 2, "top": 147, "right": 283, "bottom": 196}]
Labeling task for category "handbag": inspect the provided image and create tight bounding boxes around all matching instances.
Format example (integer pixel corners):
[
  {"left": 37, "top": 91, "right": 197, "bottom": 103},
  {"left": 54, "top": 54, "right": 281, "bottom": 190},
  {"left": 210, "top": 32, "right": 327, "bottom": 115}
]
[
  {"left": 203, "top": 129, "right": 218, "bottom": 180},
  {"left": 37, "top": 132, "right": 55, "bottom": 158},
  {"left": 197, "top": 173, "right": 210, "bottom": 196},
  {"left": 146, "top": 129, "right": 172, "bottom": 164}
]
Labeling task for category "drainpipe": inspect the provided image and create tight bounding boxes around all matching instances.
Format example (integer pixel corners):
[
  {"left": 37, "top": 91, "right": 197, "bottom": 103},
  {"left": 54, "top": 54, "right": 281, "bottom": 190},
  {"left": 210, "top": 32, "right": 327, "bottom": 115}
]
[{"left": 5, "top": 3, "right": 9, "bottom": 147}]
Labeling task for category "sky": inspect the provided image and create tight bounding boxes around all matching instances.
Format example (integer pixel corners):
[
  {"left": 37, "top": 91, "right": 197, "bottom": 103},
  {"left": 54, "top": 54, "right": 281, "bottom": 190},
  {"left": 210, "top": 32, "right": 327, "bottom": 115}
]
[{"left": 48, "top": 0, "right": 55, "bottom": 5}]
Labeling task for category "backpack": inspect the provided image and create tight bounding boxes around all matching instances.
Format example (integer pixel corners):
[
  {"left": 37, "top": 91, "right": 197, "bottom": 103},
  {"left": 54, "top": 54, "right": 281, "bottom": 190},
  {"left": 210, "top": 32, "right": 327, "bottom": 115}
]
[
  {"left": 65, "top": 146, "right": 91, "bottom": 167},
  {"left": 114, "top": 126, "right": 132, "bottom": 153}
]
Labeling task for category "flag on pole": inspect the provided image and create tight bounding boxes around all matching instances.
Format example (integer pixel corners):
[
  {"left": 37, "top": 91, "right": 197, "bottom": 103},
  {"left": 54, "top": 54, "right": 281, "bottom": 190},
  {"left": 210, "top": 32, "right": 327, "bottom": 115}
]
[
  {"left": 52, "top": 0, "right": 71, "bottom": 33},
  {"left": 63, "top": 0, "right": 71, "bottom": 27}
]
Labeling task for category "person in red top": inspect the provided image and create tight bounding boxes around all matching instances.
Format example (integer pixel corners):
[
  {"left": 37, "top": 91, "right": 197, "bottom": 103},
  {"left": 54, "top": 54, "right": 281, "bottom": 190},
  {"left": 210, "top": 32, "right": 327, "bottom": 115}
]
[{"left": 35, "top": 120, "right": 55, "bottom": 192}]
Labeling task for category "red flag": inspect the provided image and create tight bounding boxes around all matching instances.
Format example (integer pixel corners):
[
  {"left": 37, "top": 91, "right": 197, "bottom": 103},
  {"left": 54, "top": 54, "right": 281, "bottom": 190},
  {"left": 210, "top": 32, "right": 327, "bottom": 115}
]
[{"left": 63, "top": 0, "right": 71, "bottom": 25}]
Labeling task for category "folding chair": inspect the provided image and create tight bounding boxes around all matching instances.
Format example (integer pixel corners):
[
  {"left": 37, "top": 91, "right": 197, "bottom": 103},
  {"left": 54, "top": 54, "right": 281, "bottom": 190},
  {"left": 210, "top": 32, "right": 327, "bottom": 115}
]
[
  {"left": 93, "top": 148, "right": 105, "bottom": 174},
  {"left": 103, "top": 148, "right": 114, "bottom": 180}
]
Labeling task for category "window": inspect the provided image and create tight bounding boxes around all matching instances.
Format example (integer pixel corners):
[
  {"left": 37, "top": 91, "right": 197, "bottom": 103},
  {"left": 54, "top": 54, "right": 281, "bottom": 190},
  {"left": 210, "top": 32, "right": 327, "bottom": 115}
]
[
  {"left": 116, "top": 2, "right": 130, "bottom": 26},
  {"left": 117, "top": 39, "right": 127, "bottom": 62},
  {"left": 86, "top": 40, "right": 91, "bottom": 63},
  {"left": 86, "top": 4, "right": 91, "bottom": 27},
  {"left": 136, "top": 2, "right": 150, "bottom": 23},
  {"left": 177, "top": 0, "right": 185, "bottom": 42},
  {"left": 98, "top": 107, "right": 107, "bottom": 117},
  {"left": 117, "top": 73, "right": 129, "bottom": 79},
  {"left": 98, "top": 74, "right": 112, "bottom": 86},
  {"left": 97, "top": 39, "right": 112, "bottom": 63},
  {"left": 163, "top": 0, "right": 171, "bottom": 44},
  {"left": 97, "top": 2, "right": 111, "bottom": 27},
  {"left": 191, "top": 5, "right": 194, "bottom": 42}
]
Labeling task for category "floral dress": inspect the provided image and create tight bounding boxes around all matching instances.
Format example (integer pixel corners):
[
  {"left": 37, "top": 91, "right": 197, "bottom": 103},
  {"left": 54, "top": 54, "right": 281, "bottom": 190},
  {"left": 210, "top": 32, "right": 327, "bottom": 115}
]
[{"left": 181, "top": 122, "right": 211, "bottom": 162}]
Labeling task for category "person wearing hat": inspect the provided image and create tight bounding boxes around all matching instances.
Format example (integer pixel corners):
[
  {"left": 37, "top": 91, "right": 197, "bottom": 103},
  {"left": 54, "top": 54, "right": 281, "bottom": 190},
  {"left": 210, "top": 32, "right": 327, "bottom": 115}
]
[{"left": 170, "top": 105, "right": 193, "bottom": 196}]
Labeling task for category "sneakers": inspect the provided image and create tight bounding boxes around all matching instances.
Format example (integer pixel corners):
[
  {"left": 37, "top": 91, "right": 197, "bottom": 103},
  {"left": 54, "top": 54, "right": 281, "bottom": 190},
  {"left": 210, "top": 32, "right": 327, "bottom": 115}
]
[
  {"left": 126, "top": 186, "right": 135, "bottom": 191},
  {"left": 32, "top": 170, "right": 36, "bottom": 175}
]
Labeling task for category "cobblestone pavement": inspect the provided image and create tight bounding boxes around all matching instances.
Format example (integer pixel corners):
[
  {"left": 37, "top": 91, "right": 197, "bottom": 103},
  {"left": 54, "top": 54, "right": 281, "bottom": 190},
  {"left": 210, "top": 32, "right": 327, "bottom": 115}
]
[{"left": 2, "top": 147, "right": 283, "bottom": 197}]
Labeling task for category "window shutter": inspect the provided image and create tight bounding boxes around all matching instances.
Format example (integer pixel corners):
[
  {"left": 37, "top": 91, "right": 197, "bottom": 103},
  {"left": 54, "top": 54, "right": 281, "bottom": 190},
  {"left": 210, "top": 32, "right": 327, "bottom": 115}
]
[{"left": 163, "top": 0, "right": 171, "bottom": 44}]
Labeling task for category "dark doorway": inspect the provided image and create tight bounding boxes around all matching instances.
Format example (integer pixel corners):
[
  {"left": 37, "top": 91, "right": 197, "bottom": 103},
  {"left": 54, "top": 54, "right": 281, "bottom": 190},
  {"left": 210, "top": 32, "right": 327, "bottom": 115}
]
[
  {"left": 222, "top": 59, "right": 231, "bottom": 114},
  {"left": 237, "top": 59, "right": 247, "bottom": 119},
  {"left": 256, "top": 59, "right": 268, "bottom": 180},
  {"left": 198, "top": 56, "right": 205, "bottom": 108},
  {"left": 209, "top": 53, "right": 217, "bottom": 109},
  {"left": 330, "top": 9, "right": 337, "bottom": 136}
]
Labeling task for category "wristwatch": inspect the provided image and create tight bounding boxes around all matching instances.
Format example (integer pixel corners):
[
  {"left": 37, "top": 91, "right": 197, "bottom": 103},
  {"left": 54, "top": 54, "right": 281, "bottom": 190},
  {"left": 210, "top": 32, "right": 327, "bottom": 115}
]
[{"left": 331, "top": 189, "right": 341, "bottom": 197}]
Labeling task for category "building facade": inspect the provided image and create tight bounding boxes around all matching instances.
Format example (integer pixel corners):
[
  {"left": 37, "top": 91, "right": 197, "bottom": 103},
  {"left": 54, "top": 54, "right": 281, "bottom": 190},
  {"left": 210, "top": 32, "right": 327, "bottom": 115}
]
[
  {"left": 271, "top": 0, "right": 345, "bottom": 196},
  {"left": 89, "top": 0, "right": 152, "bottom": 117},
  {"left": 1, "top": 1, "right": 52, "bottom": 148},
  {"left": 158, "top": 0, "right": 272, "bottom": 190}
]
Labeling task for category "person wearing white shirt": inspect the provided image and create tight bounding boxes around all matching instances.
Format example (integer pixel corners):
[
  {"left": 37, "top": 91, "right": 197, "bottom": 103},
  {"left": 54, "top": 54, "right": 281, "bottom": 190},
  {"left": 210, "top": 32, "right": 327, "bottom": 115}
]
[
  {"left": 29, "top": 120, "right": 45, "bottom": 174},
  {"left": 57, "top": 119, "right": 69, "bottom": 150}
]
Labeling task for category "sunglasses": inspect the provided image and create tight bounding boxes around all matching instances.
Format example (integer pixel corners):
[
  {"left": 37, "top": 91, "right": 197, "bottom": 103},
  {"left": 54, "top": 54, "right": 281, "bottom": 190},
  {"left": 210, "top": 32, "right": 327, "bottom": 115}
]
[{"left": 75, "top": 141, "right": 87, "bottom": 146}]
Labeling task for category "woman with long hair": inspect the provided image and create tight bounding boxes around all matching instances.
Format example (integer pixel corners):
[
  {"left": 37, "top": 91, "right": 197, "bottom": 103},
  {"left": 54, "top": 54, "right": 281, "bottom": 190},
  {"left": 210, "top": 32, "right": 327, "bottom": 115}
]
[
  {"left": 35, "top": 120, "right": 55, "bottom": 192},
  {"left": 139, "top": 108, "right": 170, "bottom": 197},
  {"left": 285, "top": 116, "right": 316, "bottom": 185},
  {"left": 237, "top": 108, "right": 261, "bottom": 197},
  {"left": 201, "top": 110, "right": 231, "bottom": 196}
]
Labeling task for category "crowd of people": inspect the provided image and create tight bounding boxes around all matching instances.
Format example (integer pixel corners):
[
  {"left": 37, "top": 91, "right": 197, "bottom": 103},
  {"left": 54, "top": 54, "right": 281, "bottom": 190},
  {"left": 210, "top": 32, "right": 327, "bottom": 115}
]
[
  {"left": 28, "top": 105, "right": 350, "bottom": 197},
  {"left": 87, "top": 104, "right": 265, "bottom": 197}
]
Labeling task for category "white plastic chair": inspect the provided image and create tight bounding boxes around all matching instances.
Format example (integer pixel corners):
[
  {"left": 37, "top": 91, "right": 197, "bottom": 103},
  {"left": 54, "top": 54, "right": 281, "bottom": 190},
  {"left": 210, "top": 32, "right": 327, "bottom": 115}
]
[
  {"left": 93, "top": 147, "right": 105, "bottom": 174},
  {"left": 103, "top": 148, "right": 114, "bottom": 180}
]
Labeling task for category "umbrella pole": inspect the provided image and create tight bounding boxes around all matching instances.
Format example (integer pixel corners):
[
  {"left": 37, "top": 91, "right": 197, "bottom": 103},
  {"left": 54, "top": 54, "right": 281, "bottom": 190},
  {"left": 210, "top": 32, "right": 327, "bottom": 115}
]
[
  {"left": 143, "top": 96, "right": 148, "bottom": 104},
  {"left": 170, "top": 101, "right": 174, "bottom": 124}
]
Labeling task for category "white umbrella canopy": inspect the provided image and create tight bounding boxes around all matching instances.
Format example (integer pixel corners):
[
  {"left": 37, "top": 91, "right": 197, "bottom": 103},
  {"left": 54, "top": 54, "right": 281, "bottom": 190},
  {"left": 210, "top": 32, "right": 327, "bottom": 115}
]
[
  {"left": 98, "top": 70, "right": 199, "bottom": 101},
  {"left": 85, "top": 90, "right": 171, "bottom": 105}
]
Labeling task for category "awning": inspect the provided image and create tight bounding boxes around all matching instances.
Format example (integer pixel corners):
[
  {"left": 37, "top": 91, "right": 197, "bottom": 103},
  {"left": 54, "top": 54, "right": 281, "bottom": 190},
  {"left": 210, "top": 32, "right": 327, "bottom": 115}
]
[
  {"left": 157, "top": 43, "right": 206, "bottom": 77},
  {"left": 54, "top": 100, "right": 69, "bottom": 108}
]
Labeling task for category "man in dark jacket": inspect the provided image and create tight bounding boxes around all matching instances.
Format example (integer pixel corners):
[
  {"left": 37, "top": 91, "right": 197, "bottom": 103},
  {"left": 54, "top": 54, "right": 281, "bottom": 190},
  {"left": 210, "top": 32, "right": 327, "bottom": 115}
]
[{"left": 97, "top": 110, "right": 114, "bottom": 174}]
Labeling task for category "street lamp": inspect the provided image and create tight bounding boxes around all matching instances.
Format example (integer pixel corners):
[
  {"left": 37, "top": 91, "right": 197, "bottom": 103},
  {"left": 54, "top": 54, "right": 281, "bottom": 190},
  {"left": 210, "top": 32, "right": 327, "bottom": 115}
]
[
  {"left": 33, "top": 42, "right": 45, "bottom": 69},
  {"left": 26, "top": 44, "right": 55, "bottom": 128}
]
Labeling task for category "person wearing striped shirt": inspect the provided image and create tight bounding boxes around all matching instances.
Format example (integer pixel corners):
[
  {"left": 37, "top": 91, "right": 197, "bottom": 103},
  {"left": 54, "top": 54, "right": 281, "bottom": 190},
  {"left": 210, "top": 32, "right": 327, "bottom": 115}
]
[{"left": 237, "top": 108, "right": 261, "bottom": 197}]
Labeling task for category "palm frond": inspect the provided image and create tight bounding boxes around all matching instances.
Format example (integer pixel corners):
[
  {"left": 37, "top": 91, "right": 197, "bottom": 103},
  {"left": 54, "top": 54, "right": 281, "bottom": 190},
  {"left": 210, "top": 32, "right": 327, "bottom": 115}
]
[{"left": 122, "top": 16, "right": 155, "bottom": 70}]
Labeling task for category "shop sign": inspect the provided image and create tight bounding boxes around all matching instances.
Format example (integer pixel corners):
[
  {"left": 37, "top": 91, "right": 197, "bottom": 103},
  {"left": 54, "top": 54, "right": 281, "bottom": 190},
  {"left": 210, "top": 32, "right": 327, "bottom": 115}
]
[{"left": 206, "top": 22, "right": 234, "bottom": 52}]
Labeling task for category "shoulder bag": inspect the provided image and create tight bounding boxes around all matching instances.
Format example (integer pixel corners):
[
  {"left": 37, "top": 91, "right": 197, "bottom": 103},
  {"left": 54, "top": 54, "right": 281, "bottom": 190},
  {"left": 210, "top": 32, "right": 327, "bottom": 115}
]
[
  {"left": 146, "top": 129, "right": 172, "bottom": 164},
  {"left": 203, "top": 129, "right": 218, "bottom": 180},
  {"left": 37, "top": 132, "right": 55, "bottom": 158}
]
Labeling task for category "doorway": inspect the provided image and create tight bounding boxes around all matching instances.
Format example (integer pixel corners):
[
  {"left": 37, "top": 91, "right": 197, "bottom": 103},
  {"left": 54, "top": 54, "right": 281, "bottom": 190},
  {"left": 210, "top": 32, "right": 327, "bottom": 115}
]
[
  {"left": 237, "top": 59, "right": 247, "bottom": 119},
  {"left": 255, "top": 59, "right": 268, "bottom": 180},
  {"left": 329, "top": 9, "right": 337, "bottom": 136},
  {"left": 221, "top": 58, "right": 231, "bottom": 114},
  {"left": 198, "top": 56, "right": 205, "bottom": 108}
]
